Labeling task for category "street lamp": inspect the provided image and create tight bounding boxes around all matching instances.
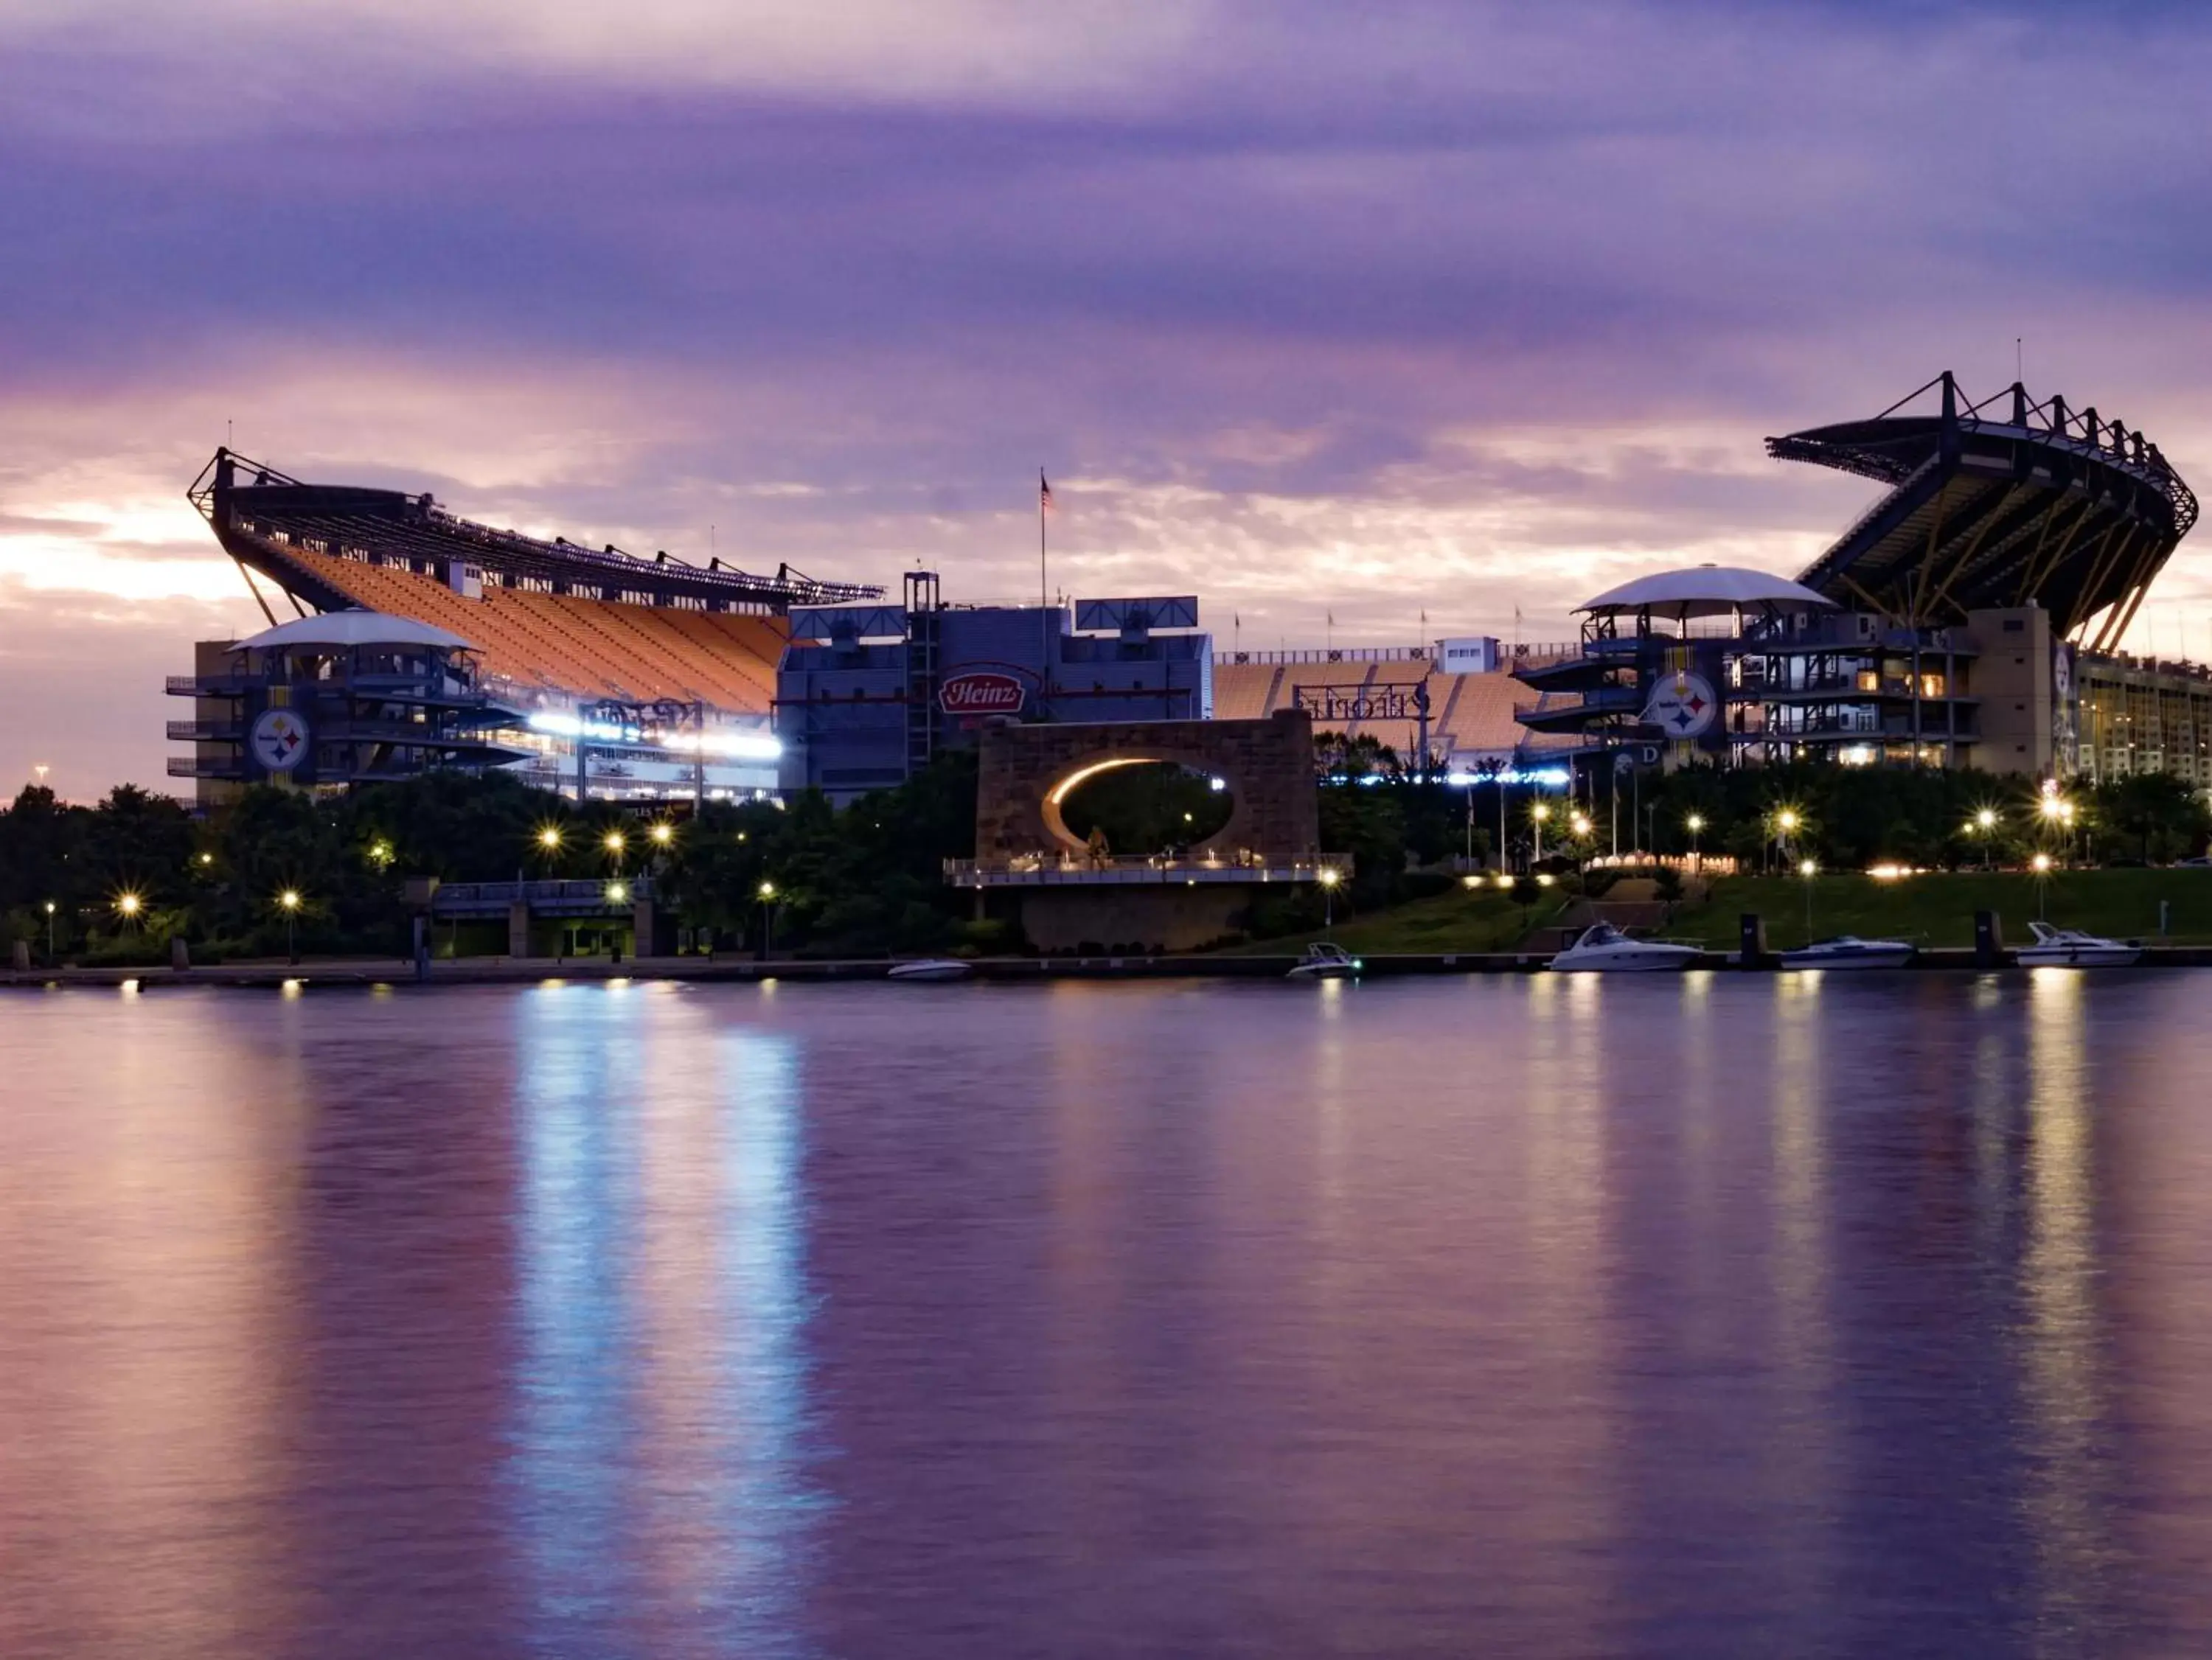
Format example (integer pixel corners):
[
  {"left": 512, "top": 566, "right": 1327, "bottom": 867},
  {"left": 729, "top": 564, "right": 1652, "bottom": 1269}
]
[
  {"left": 649, "top": 822, "right": 675, "bottom": 849},
  {"left": 603, "top": 829, "right": 627, "bottom": 866},
  {"left": 1685, "top": 812, "right": 1705, "bottom": 871},
  {"left": 538, "top": 826, "right": 564, "bottom": 852},
  {"left": 114, "top": 891, "right": 142, "bottom": 923},
  {"left": 1317, "top": 865, "right": 1341, "bottom": 931},
  {"left": 278, "top": 888, "right": 302, "bottom": 963},
  {"left": 757, "top": 879, "right": 779, "bottom": 960},
  {"left": 368, "top": 838, "right": 394, "bottom": 870},
  {"left": 1530, "top": 800, "right": 1550, "bottom": 865},
  {"left": 44, "top": 899, "right": 56, "bottom": 963}
]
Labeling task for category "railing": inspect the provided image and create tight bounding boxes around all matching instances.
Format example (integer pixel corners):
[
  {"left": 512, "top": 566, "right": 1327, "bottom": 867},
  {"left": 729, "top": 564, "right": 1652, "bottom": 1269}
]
[
  {"left": 166, "top": 720, "right": 237, "bottom": 742},
  {"left": 945, "top": 853, "right": 1347, "bottom": 887},
  {"left": 429, "top": 876, "right": 657, "bottom": 917}
]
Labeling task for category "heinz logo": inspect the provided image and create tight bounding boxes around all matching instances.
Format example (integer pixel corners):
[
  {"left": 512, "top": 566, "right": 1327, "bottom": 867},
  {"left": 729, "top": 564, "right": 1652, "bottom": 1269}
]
[{"left": 939, "top": 672, "right": 1026, "bottom": 714}]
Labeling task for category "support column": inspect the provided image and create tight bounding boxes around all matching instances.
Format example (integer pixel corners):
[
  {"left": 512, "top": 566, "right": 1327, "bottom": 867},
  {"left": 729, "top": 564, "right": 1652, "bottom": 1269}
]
[{"left": 508, "top": 899, "right": 532, "bottom": 960}]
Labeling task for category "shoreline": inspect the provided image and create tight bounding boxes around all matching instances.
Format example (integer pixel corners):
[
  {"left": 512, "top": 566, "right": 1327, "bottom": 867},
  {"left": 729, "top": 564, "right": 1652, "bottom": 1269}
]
[{"left": 12, "top": 945, "right": 2212, "bottom": 989}]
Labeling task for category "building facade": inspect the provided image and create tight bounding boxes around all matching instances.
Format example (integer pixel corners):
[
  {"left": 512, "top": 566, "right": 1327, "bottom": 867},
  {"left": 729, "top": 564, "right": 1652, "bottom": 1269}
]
[{"left": 776, "top": 574, "right": 1213, "bottom": 801}]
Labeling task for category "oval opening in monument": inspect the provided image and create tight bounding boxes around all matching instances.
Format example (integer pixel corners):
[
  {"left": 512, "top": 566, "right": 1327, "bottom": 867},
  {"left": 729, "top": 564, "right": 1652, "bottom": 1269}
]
[{"left": 1053, "top": 761, "right": 1234, "bottom": 857}]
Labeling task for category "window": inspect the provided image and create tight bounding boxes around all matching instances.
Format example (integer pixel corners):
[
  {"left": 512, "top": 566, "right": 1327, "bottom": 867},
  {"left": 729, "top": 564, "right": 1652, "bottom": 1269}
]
[{"left": 2003, "top": 619, "right": 2025, "bottom": 633}]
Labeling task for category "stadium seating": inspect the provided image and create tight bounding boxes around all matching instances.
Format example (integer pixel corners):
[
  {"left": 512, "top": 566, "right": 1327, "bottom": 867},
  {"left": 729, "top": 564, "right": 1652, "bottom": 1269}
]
[
  {"left": 267, "top": 541, "right": 785, "bottom": 714},
  {"left": 1208, "top": 652, "right": 1573, "bottom": 759}
]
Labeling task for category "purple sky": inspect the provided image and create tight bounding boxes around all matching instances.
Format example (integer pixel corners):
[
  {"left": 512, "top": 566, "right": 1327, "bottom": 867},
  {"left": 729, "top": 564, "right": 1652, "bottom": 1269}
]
[{"left": 7, "top": 1, "right": 2212, "bottom": 797}]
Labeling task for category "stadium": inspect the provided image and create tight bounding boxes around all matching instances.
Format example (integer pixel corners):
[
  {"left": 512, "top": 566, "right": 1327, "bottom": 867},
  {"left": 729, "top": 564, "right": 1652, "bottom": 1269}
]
[{"left": 170, "top": 370, "right": 2208, "bottom": 812}]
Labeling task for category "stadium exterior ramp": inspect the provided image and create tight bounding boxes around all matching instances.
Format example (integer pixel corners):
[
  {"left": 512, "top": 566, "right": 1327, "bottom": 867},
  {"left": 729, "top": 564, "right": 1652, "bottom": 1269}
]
[
  {"left": 1772, "top": 372, "right": 2197, "bottom": 651},
  {"left": 184, "top": 448, "right": 883, "bottom": 801}
]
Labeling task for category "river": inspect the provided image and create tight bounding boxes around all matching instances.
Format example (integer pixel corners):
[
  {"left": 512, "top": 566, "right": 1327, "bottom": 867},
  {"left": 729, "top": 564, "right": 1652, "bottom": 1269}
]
[{"left": 4, "top": 973, "right": 2211, "bottom": 1657}]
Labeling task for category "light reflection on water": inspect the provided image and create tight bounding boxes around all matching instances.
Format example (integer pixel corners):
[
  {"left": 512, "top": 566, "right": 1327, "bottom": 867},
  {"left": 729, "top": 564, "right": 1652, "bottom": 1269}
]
[{"left": 5, "top": 974, "right": 2212, "bottom": 1656}]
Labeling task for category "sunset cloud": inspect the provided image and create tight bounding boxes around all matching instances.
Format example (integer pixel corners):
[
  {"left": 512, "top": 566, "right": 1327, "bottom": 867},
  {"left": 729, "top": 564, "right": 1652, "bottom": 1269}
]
[{"left": 7, "top": 1, "right": 2212, "bottom": 796}]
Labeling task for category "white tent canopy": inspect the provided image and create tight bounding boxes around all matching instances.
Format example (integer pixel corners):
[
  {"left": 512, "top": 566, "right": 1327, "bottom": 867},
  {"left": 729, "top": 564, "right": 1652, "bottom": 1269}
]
[
  {"left": 1576, "top": 565, "right": 1837, "bottom": 621},
  {"left": 236, "top": 610, "right": 473, "bottom": 652}
]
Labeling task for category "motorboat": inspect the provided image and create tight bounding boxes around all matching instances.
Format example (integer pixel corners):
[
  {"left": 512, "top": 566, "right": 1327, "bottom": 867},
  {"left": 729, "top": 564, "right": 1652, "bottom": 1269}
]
[
  {"left": 886, "top": 958, "right": 974, "bottom": 982},
  {"left": 2016, "top": 921, "right": 2143, "bottom": 969},
  {"left": 1287, "top": 941, "right": 1362, "bottom": 979},
  {"left": 1546, "top": 922, "right": 1702, "bottom": 973},
  {"left": 1775, "top": 935, "right": 1917, "bottom": 971}
]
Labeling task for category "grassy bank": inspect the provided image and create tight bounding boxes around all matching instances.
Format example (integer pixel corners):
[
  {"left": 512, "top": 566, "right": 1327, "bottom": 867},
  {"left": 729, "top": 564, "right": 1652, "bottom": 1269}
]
[
  {"left": 1217, "top": 884, "right": 1541, "bottom": 955},
  {"left": 1225, "top": 867, "right": 2212, "bottom": 956},
  {"left": 1670, "top": 869, "right": 2212, "bottom": 949}
]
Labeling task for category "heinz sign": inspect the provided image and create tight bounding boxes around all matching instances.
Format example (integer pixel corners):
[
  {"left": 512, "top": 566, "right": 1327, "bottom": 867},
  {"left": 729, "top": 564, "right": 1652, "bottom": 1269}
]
[{"left": 939, "top": 671, "right": 1027, "bottom": 716}]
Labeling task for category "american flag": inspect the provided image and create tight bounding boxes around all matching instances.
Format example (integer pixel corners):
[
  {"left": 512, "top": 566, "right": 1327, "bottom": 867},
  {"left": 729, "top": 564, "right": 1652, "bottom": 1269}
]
[{"left": 1040, "top": 471, "right": 1054, "bottom": 513}]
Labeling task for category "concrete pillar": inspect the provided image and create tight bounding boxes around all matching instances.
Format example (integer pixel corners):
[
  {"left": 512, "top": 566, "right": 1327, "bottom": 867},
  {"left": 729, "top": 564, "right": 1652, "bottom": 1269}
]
[
  {"left": 10, "top": 940, "right": 27, "bottom": 972},
  {"left": 171, "top": 937, "right": 190, "bottom": 972},
  {"left": 1739, "top": 913, "right": 1767, "bottom": 968},
  {"left": 1975, "top": 910, "right": 2005, "bottom": 969},
  {"left": 633, "top": 898, "right": 661, "bottom": 958},
  {"left": 507, "top": 899, "right": 532, "bottom": 960}
]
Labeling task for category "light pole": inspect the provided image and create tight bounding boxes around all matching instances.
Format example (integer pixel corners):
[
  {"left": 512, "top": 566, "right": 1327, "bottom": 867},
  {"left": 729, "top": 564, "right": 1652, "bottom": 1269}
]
[
  {"left": 758, "top": 880, "right": 777, "bottom": 961},
  {"left": 1531, "top": 801, "right": 1550, "bottom": 866},
  {"left": 44, "top": 899, "right": 56, "bottom": 963},
  {"left": 2031, "top": 851, "right": 2053, "bottom": 921},
  {"left": 1318, "top": 866, "right": 1341, "bottom": 932},
  {"left": 603, "top": 828, "right": 627, "bottom": 871},
  {"left": 1686, "top": 812, "right": 1704, "bottom": 872},
  {"left": 1570, "top": 811, "right": 1593, "bottom": 873},
  {"left": 1773, "top": 807, "right": 1800, "bottom": 875},
  {"left": 279, "top": 888, "right": 302, "bottom": 963},
  {"left": 1972, "top": 806, "right": 1998, "bottom": 871},
  {"left": 1798, "top": 857, "right": 1817, "bottom": 943}
]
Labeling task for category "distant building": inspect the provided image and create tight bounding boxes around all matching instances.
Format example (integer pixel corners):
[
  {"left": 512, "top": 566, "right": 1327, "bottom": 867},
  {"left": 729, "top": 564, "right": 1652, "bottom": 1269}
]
[
  {"left": 167, "top": 613, "right": 526, "bottom": 806},
  {"left": 776, "top": 574, "right": 1212, "bottom": 801},
  {"left": 180, "top": 447, "right": 880, "bottom": 801}
]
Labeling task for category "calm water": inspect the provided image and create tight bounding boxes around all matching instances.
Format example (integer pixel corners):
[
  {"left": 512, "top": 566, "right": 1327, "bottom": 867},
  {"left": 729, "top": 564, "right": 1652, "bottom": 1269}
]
[{"left": 5, "top": 974, "right": 2212, "bottom": 1657}]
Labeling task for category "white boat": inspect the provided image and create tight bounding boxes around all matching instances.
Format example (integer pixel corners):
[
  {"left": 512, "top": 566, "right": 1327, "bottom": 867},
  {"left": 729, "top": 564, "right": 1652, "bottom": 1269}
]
[
  {"left": 1287, "top": 942, "right": 1362, "bottom": 979},
  {"left": 1546, "top": 922, "right": 1702, "bottom": 973},
  {"left": 2016, "top": 921, "right": 2143, "bottom": 969},
  {"left": 886, "top": 958, "right": 974, "bottom": 981},
  {"left": 1776, "top": 935, "right": 1917, "bottom": 971}
]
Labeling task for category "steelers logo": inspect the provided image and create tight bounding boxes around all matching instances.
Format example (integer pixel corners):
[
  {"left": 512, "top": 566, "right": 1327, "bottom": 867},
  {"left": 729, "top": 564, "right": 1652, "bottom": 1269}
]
[
  {"left": 1643, "top": 672, "right": 1718, "bottom": 739},
  {"left": 250, "top": 708, "right": 310, "bottom": 773}
]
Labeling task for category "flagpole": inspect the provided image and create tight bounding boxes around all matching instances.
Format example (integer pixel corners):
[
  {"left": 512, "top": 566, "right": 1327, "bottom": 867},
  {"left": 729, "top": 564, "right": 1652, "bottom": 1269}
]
[{"left": 1039, "top": 468, "right": 1048, "bottom": 716}]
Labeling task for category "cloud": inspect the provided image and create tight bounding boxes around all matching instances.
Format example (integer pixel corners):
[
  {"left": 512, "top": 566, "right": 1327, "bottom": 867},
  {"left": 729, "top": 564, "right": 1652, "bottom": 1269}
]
[{"left": 7, "top": 1, "right": 2212, "bottom": 789}]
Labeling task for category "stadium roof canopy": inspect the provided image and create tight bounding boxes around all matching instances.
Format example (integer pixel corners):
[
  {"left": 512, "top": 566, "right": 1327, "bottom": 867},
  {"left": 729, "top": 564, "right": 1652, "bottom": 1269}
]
[
  {"left": 1577, "top": 565, "right": 1835, "bottom": 620},
  {"left": 187, "top": 448, "right": 882, "bottom": 619},
  {"left": 237, "top": 611, "right": 473, "bottom": 652},
  {"left": 1770, "top": 372, "right": 2197, "bottom": 648}
]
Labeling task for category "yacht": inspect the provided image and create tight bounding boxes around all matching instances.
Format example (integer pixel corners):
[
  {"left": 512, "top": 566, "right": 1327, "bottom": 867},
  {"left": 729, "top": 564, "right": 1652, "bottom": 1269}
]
[
  {"left": 1546, "top": 922, "right": 1703, "bottom": 973},
  {"left": 2016, "top": 921, "right": 2143, "bottom": 969},
  {"left": 1775, "top": 935, "right": 1917, "bottom": 971},
  {"left": 886, "top": 958, "right": 974, "bottom": 982},
  {"left": 1287, "top": 941, "right": 1362, "bottom": 979}
]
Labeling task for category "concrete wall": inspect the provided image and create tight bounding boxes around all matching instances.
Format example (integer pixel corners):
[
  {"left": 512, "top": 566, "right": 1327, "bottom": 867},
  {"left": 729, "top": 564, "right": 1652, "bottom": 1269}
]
[
  {"left": 1962, "top": 606, "right": 2053, "bottom": 777},
  {"left": 974, "top": 708, "right": 1319, "bottom": 862},
  {"left": 1018, "top": 887, "right": 1253, "bottom": 953}
]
